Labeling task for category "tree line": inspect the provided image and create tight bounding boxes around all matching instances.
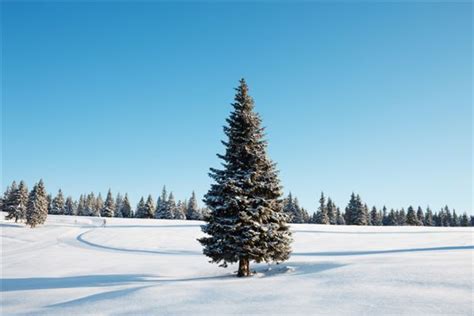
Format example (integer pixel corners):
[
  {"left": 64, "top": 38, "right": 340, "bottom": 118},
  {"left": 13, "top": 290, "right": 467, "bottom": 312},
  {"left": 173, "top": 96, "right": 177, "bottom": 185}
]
[
  {"left": 283, "top": 192, "right": 473, "bottom": 227},
  {"left": 1, "top": 180, "right": 207, "bottom": 227},
  {"left": 2, "top": 179, "right": 472, "bottom": 228}
]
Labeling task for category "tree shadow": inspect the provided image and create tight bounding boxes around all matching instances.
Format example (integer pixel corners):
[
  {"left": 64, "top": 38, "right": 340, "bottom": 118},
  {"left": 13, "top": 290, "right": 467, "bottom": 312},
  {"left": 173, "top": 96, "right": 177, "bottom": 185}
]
[
  {"left": 293, "top": 229, "right": 473, "bottom": 235},
  {"left": 253, "top": 262, "right": 347, "bottom": 278},
  {"left": 76, "top": 231, "right": 202, "bottom": 256},
  {"left": 293, "top": 245, "right": 474, "bottom": 257},
  {"left": 0, "top": 223, "right": 24, "bottom": 228},
  {"left": 1, "top": 274, "right": 156, "bottom": 292}
]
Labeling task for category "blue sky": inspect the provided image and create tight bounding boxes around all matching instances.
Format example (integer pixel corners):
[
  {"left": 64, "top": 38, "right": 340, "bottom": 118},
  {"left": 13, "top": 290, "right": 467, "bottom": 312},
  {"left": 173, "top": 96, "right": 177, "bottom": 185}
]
[{"left": 2, "top": 2, "right": 472, "bottom": 214}]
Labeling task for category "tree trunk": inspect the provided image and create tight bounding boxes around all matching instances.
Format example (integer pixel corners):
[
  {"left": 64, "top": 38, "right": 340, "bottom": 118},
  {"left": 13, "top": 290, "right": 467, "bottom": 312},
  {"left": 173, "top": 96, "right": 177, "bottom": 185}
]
[{"left": 237, "top": 257, "right": 250, "bottom": 277}]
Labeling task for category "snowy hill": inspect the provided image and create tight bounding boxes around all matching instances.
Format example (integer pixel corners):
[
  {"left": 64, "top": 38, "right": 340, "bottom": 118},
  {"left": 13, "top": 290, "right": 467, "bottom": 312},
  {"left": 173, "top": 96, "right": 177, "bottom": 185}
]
[{"left": 1, "top": 214, "right": 473, "bottom": 315}]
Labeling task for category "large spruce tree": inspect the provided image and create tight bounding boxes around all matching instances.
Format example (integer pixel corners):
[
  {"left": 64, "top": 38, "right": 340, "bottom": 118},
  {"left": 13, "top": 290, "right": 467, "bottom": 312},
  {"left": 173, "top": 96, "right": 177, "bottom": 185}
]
[
  {"left": 199, "top": 79, "right": 292, "bottom": 277},
  {"left": 26, "top": 180, "right": 48, "bottom": 228}
]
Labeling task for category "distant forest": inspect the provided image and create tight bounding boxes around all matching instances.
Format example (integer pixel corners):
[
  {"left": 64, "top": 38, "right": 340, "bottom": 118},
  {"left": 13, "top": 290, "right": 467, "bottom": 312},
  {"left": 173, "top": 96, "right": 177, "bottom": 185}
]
[{"left": 2, "top": 179, "right": 472, "bottom": 227}]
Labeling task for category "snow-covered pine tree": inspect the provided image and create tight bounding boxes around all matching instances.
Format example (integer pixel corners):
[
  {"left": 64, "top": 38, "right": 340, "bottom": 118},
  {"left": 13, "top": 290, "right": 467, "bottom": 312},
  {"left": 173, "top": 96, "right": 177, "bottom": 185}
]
[
  {"left": 381, "top": 206, "right": 389, "bottom": 225},
  {"left": 451, "top": 210, "right": 460, "bottom": 227},
  {"left": 364, "top": 204, "right": 371, "bottom": 225},
  {"left": 336, "top": 207, "right": 345, "bottom": 225},
  {"left": 283, "top": 193, "right": 298, "bottom": 223},
  {"left": 398, "top": 208, "right": 407, "bottom": 226},
  {"left": 94, "top": 193, "right": 103, "bottom": 217},
  {"left": 387, "top": 209, "right": 397, "bottom": 226},
  {"left": 85, "top": 193, "right": 97, "bottom": 216},
  {"left": 444, "top": 206, "right": 452, "bottom": 227},
  {"left": 51, "top": 189, "right": 65, "bottom": 215},
  {"left": 155, "top": 189, "right": 174, "bottom": 219},
  {"left": 64, "top": 196, "right": 75, "bottom": 215},
  {"left": 416, "top": 206, "right": 424, "bottom": 226},
  {"left": 155, "top": 186, "right": 168, "bottom": 218},
  {"left": 327, "top": 197, "right": 337, "bottom": 225},
  {"left": 424, "top": 207, "right": 434, "bottom": 226},
  {"left": 186, "top": 191, "right": 202, "bottom": 220},
  {"left": 1, "top": 184, "right": 13, "bottom": 214},
  {"left": 143, "top": 195, "right": 155, "bottom": 219},
  {"left": 315, "top": 192, "right": 329, "bottom": 224},
  {"left": 101, "top": 190, "right": 115, "bottom": 217},
  {"left": 121, "top": 194, "right": 132, "bottom": 218},
  {"left": 46, "top": 194, "right": 53, "bottom": 214},
  {"left": 301, "top": 208, "right": 310, "bottom": 223},
  {"left": 460, "top": 213, "right": 469, "bottom": 226},
  {"left": 77, "top": 194, "right": 86, "bottom": 216},
  {"left": 292, "top": 197, "right": 304, "bottom": 223},
  {"left": 406, "top": 206, "right": 419, "bottom": 225},
  {"left": 26, "top": 180, "right": 48, "bottom": 228},
  {"left": 169, "top": 193, "right": 184, "bottom": 219},
  {"left": 370, "top": 206, "right": 382, "bottom": 226},
  {"left": 6, "top": 180, "right": 28, "bottom": 222},
  {"left": 135, "top": 197, "right": 145, "bottom": 218},
  {"left": 199, "top": 79, "right": 292, "bottom": 277},
  {"left": 115, "top": 193, "right": 124, "bottom": 218},
  {"left": 4, "top": 181, "right": 17, "bottom": 216},
  {"left": 345, "top": 193, "right": 367, "bottom": 225}
]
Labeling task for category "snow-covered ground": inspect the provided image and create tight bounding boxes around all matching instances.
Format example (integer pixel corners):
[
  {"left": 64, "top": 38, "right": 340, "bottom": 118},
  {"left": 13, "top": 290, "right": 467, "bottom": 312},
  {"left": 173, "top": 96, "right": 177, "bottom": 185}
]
[{"left": 1, "top": 213, "right": 472, "bottom": 315}]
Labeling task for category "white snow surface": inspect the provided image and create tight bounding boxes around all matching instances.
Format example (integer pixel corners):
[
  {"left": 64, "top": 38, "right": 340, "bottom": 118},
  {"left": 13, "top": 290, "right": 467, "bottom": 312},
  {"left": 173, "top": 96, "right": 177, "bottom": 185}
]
[{"left": 1, "top": 213, "right": 473, "bottom": 315}]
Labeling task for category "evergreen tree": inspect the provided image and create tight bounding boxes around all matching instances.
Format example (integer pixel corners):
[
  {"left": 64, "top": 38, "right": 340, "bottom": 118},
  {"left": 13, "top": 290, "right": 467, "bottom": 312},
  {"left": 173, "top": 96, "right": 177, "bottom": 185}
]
[
  {"left": 370, "top": 206, "right": 382, "bottom": 226},
  {"left": 51, "top": 189, "right": 65, "bottom": 215},
  {"left": 155, "top": 186, "right": 168, "bottom": 217},
  {"left": 46, "top": 194, "right": 53, "bottom": 214},
  {"left": 199, "top": 79, "right": 292, "bottom": 277},
  {"left": 444, "top": 206, "right": 452, "bottom": 227},
  {"left": 101, "top": 190, "right": 115, "bottom": 217},
  {"left": 345, "top": 193, "right": 367, "bottom": 225},
  {"left": 327, "top": 197, "right": 337, "bottom": 225},
  {"left": 115, "top": 193, "right": 124, "bottom": 218},
  {"left": 398, "top": 208, "right": 407, "bottom": 226},
  {"left": 406, "top": 206, "right": 420, "bottom": 226},
  {"left": 451, "top": 210, "right": 459, "bottom": 227},
  {"left": 416, "top": 206, "right": 424, "bottom": 226},
  {"left": 460, "top": 213, "right": 469, "bottom": 227},
  {"left": 121, "top": 194, "right": 132, "bottom": 218},
  {"left": 424, "top": 207, "right": 434, "bottom": 226},
  {"left": 283, "top": 193, "right": 304, "bottom": 223},
  {"left": 301, "top": 208, "right": 310, "bottom": 223},
  {"left": 0, "top": 186, "right": 11, "bottom": 212},
  {"left": 85, "top": 193, "right": 97, "bottom": 216},
  {"left": 64, "top": 196, "right": 75, "bottom": 215},
  {"left": 381, "top": 206, "right": 389, "bottom": 225},
  {"left": 387, "top": 209, "right": 397, "bottom": 226},
  {"left": 169, "top": 193, "right": 184, "bottom": 219},
  {"left": 135, "top": 197, "right": 146, "bottom": 218},
  {"left": 6, "top": 180, "right": 28, "bottom": 222},
  {"left": 26, "top": 180, "right": 48, "bottom": 228},
  {"left": 142, "top": 195, "right": 155, "bottom": 219},
  {"left": 155, "top": 187, "right": 174, "bottom": 219},
  {"left": 77, "top": 194, "right": 87, "bottom": 216},
  {"left": 186, "top": 191, "right": 202, "bottom": 220},
  {"left": 336, "top": 207, "right": 345, "bottom": 225},
  {"left": 315, "top": 192, "right": 329, "bottom": 224},
  {"left": 94, "top": 193, "right": 103, "bottom": 217},
  {"left": 364, "top": 204, "right": 371, "bottom": 225}
]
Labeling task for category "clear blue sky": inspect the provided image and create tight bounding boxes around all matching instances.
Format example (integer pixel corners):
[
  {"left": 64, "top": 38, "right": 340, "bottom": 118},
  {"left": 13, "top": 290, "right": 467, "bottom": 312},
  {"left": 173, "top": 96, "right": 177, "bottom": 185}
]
[{"left": 2, "top": 2, "right": 472, "bottom": 214}]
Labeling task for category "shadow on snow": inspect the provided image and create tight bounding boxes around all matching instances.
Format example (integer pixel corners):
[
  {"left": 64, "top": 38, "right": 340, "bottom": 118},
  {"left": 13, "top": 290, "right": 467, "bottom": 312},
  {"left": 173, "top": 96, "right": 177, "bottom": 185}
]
[
  {"left": 76, "top": 230, "right": 202, "bottom": 256},
  {"left": 293, "top": 245, "right": 474, "bottom": 257}
]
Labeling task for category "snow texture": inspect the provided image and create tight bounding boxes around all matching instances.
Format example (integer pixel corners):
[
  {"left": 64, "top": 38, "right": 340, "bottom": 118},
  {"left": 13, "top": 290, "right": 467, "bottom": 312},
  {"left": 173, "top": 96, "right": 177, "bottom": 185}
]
[{"left": 1, "top": 213, "right": 473, "bottom": 315}]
